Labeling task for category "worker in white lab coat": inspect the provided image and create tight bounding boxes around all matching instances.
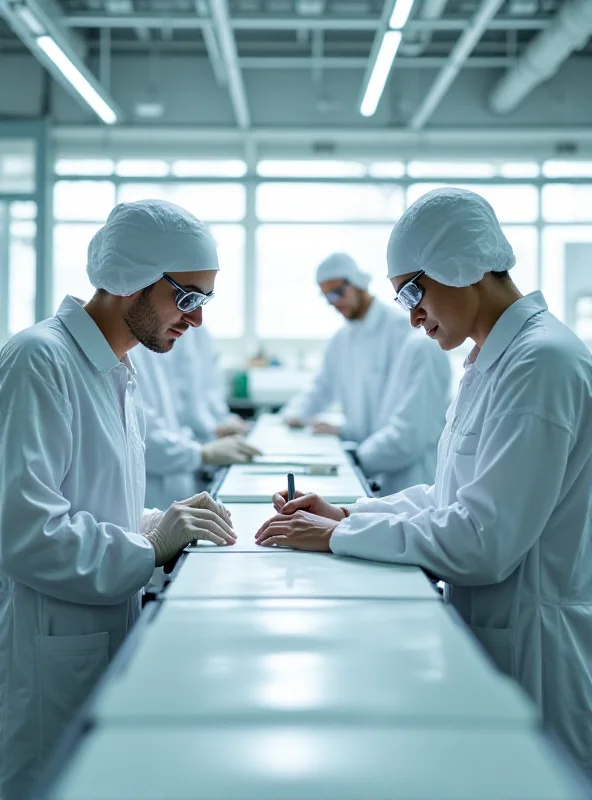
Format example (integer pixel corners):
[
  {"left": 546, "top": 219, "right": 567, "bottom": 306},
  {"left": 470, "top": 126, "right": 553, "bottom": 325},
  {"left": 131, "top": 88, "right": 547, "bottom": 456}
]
[
  {"left": 0, "top": 200, "right": 237, "bottom": 799},
  {"left": 163, "top": 325, "right": 250, "bottom": 443},
  {"left": 132, "top": 343, "right": 260, "bottom": 512},
  {"left": 282, "top": 252, "right": 450, "bottom": 495},
  {"left": 257, "top": 188, "right": 592, "bottom": 775}
]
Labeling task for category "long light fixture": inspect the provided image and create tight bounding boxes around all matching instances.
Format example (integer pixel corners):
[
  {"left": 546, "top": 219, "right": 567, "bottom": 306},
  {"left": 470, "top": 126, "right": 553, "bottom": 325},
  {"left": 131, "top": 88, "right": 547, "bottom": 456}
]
[
  {"left": 36, "top": 35, "right": 118, "bottom": 124},
  {"left": 359, "top": 0, "right": 415, "bottom": 117},
  {"left": 360, "top": 30, "right": 402, "bottom": 117},
  {"left": 389, "top": 0, "right": 416, "bottom": 29}
]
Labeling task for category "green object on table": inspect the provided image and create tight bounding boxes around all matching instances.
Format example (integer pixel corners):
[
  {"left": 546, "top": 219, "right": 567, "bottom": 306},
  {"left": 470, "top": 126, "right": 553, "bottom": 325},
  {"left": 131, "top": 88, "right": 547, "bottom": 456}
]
[{"left": 233, "top": 370, "right": 249, "bottom": 399}]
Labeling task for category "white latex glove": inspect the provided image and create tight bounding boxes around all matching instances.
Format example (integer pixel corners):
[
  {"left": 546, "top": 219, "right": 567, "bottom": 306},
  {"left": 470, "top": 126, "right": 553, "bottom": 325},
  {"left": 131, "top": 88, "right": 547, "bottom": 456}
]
[
  {"left": 143, "top": 492, "right": 236, "bottom": 567},
  {"left": 201, "top": 435, "right": 262, "bottom": 466},
  {"left": 216, "top": 415, "right": 250, "bottom": 438}
]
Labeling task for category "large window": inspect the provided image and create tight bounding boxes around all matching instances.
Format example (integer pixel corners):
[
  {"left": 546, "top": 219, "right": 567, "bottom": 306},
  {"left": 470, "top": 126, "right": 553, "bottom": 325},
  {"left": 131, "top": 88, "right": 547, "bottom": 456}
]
[
  {"left": 47, "top": 158, "right": 592, "bottom": 355},
  {"left": 256, "top": 224, "right": 393, "bottom": 339}
]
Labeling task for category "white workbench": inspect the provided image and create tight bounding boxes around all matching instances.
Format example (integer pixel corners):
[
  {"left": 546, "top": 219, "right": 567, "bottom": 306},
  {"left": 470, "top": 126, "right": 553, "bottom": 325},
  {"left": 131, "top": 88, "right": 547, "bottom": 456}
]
[
  {"left": 166, "top": 551, "right": 439, "bottom": 601},
  {"left": 49, "top": 725, "right": 586, "bottom": 800},
  {"left": 186, "top": 503, "right": 282, "bottom": 553},
  {"left": 92, "top": 599, "right": 536, "bottom": 727},
  {"left": 217, "top": 465, "right": 364, "bottom": 503}
]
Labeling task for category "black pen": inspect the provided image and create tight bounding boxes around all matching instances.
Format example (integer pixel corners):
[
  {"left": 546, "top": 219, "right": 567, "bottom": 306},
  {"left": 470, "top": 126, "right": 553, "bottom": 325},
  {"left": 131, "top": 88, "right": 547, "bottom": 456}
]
[{"left": 287, "top": 472, "right": 295, "bottom": 501}]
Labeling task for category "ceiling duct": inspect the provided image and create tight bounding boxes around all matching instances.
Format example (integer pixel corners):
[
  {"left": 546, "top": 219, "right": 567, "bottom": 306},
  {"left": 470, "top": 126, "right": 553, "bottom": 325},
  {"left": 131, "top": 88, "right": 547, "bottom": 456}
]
[{"left": 490, "top": 0, "right": 592, "bottom": 113}]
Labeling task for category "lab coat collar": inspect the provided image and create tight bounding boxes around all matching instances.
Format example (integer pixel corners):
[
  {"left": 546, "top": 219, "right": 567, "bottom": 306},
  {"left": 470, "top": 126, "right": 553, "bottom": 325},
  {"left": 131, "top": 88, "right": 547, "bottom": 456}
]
[
  {"left": 474, "top": 291, "right": 548, "bottom": 374},
  {"left": 56, "top": 295, "right": 133, "bottom": 374}
]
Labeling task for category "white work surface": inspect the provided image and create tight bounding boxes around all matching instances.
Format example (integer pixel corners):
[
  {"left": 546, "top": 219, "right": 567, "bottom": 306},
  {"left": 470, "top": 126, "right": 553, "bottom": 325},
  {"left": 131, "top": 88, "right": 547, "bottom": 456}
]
[
  {"left": 248, "top": 416, "right": 346, "bottom": 459},
  {"left": 166, "top": 551, "right": 438, "bottom": 600},
  {"left": 49, "top": 725, "right": 586, "bottom": 800},
  {"left": 186, "top": 503, "right": 282, "bottom": 553},
  {"left": 217, "top": 465, "right": 364, "bottom": 504},
  {"left": 93, "top": 599, "right": 537, "bottom": 727}
]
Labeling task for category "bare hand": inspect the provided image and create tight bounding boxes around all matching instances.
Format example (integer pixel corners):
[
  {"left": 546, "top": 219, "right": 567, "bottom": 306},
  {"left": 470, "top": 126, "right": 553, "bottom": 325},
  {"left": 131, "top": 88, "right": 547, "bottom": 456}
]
[
  {"left": 255, "top": 510, "right": 338, "bottom": 551},
  {"left": 284, "top": 416, "right": 306, "bottom": 429},
  {"left": 271, "top": 490, "right": 345, "bottom": 521},
  {"left": 312, "top": 422, "right": 341, "bottom": 436}
]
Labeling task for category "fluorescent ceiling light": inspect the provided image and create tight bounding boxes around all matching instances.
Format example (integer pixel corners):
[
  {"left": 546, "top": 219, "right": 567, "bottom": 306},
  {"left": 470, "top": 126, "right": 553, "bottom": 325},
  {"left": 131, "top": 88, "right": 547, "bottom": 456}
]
[
  {"left": 407, "top": 161, "right": 496, "bottom": 178},
  {"left": 116, "top": 159, "right": 170, "bottom": 177},
  {"left": 368, "top": 161, "right": 405, "bottom": 178},
  {"left": 172, "top": 160, "right": 247, "bottom": 177},
  {"left": 14, "top": 4, "right": 45, "bottom": 36},
  {"left": 360, "top": 31, "right": 402, "bottom": 118},
  {"left": 55, "top": 159, "right": 115, "bottom": 176},
  {"left": 499, "top": 162, "right": 540, "bottom": 179},
  {"left": 389, "top": 0, "right": 415, "bottom": 29},
  {"left": 257, "top": 160, "right": 366, "bottom": 178},
  {"left": 36, "top": 35, "right": 118, "bottom": 125},
  {"left": 543, "top": 160, "right": 592, "bottom": 178}
]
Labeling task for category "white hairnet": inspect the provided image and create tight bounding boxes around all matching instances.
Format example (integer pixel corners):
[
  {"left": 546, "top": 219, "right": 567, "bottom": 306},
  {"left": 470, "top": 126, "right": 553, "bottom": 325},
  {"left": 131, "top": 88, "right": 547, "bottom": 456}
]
[
  {"left": 316, "top": 252, "right": 371, "bottom": 290},
  {"left": 87, "top": 199, "right": 219, "bottom": 296},
  {"left": 387, "top": 188, "right": 515, "bottom": 288}
]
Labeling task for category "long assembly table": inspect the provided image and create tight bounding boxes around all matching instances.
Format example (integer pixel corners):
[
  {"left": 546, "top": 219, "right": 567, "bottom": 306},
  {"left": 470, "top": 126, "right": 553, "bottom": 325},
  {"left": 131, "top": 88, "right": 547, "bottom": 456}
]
[{"left": 43, "top": 414, "right": 589, "bottom": 799}]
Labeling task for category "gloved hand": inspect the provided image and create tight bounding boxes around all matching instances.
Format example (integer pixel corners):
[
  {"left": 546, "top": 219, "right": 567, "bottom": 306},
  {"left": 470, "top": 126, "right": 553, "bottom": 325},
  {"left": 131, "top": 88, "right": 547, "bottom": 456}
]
[
  {"left": 142, "top": 493, "right": 236, "bottom": 568},
  {"left": 201, "top": 435, "right": 262, "bottom": 466},
  {"left": 216, "top": 415, "right": 250, "bottom": 438}
]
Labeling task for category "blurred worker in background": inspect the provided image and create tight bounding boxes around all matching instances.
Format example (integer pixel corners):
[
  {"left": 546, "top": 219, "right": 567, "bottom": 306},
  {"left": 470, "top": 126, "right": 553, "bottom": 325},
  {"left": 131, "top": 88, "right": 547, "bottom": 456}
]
[
  {"left": 164, "top": 324, "right": 249, "bottom": 441},
  {"left": 282, "top": 252, "right": 451, "bottom": 495}
]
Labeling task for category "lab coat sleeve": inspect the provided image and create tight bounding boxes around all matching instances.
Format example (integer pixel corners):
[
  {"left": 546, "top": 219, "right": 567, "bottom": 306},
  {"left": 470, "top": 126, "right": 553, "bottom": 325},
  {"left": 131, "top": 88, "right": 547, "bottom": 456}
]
[
  {"left": 0, "top": 348, "right": 155, "bottom": 605},
  {"left": 331, "top": 410, "right": 572, "bottom": 586},
  {"left": 282, "top": 338, "right": 337, "bottom": 421},
  {"left": 346, "top": 483, "right": 437, "bottom": 515},
  {"left": 356, "top": 336, "right": 449, "bottom": 474},
  {"left": 141, "top": 399, "right": 204, "bottom": 474}
]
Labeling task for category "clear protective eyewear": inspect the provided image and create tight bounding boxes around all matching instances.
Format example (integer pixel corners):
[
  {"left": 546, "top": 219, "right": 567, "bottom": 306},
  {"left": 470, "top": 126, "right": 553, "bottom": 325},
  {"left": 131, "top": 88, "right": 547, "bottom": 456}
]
[
  {"left": 162, "top": 273, "right": 214, "bottom": 313},
  {"left": 394, "top": 270, "right": 425, "bottom": 311},
  {"left": 324, "top": 280, "right": 349, "bottom": 305}
]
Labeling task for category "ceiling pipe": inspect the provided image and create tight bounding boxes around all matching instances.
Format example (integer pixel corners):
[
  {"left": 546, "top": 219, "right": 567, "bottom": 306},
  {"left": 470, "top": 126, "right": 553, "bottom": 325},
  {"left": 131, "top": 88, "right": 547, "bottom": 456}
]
[
  {"left": 490, "top": 0, "right": 592, "bottom": 114},
  {"left": 409, "top": 0, "right": 504, "bottom": 130}
]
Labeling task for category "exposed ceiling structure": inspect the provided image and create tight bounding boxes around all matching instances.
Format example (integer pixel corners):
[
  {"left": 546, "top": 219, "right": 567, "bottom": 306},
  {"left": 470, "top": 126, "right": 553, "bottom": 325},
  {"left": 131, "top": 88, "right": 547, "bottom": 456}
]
[{"left": 0, "top": 0, "right": 591, "bottom": 129}]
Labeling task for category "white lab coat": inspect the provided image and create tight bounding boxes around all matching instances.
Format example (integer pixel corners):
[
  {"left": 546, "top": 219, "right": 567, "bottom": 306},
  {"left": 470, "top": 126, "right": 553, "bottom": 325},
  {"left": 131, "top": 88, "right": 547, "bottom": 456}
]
[
  {"left": 283, "top": 299, "right": 451, "bottom": 495},
  {"left": 163, "top": 325, "right": 230, "bottom": 442},
  {"left": 0, "top": 297, "right": 155, "bottom": 800},
  {"left": 331, "top": 292, "right": 592, "bottom": 772},
  {"left": 131, "top": 344, "right": 204, "bottom": 510}
]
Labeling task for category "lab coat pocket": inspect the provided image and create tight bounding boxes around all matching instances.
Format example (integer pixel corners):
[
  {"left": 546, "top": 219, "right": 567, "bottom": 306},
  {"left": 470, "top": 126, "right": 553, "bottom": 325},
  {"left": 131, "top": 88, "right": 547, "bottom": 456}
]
[
  {"left": 470, "top": 625, "right": 514, "bottom": 678},
  {"left": 37, "top": 631, "right": 109, "bottom": 758},
  {"left": 454, "top": 432, "right": 478, "bottom": 456}
]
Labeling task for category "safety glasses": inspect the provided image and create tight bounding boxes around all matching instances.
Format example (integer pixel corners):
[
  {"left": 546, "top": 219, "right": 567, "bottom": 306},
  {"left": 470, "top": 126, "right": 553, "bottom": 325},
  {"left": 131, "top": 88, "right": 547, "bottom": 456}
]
[
  {"left": 394, "top": 270, "right": 425, "bottom": 311},
  {"left": 162, "top": 273, "right": 214, "bottom": 313},
  {"left": 324, "top": 280, "right": 349, "bottom": 304}
]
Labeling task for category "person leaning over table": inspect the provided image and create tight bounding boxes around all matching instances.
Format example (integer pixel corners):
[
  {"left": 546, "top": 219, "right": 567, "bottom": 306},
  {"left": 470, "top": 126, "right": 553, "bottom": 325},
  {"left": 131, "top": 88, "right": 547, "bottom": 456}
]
[
  {"left": 0, "top": 199, "right": 236, "bottom": 799},
  {"left": 256, "top": 187, "right": 592, "bottom": 776}
]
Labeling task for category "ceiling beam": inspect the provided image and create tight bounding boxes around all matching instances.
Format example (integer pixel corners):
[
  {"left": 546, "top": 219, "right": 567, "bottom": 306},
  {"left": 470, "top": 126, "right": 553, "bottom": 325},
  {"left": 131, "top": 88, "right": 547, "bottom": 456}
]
[
  {"left": 208, "top": 0, "right": 250, "bottom": 129},
  {"left": 61, "top": 15, "right": 551, "bottom": 32}
]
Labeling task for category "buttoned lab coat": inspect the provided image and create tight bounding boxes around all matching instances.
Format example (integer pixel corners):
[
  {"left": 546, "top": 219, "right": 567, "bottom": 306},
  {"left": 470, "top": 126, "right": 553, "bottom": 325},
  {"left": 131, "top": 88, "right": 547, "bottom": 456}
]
[
  {"left": 0, "top": 297, "right": 156, "bottom": 800},
  {"left": 283, "top": 299, "right": 451, "bottom": 495},
  {"left": 331, "top": 292, "right": 592, "bottom": 773},
  {"left": 132, "top": 344, "right": 205, "bottom": 510}
]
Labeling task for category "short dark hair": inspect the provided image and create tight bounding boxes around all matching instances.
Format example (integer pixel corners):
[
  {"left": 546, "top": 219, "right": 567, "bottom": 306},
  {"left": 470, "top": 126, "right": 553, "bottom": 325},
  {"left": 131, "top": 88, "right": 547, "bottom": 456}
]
[{"left": 491, "top": 270, "right": 510, "bottom": 281}]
